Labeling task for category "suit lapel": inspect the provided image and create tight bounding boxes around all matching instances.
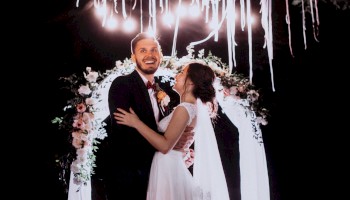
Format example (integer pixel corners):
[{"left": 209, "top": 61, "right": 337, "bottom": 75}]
[{"left": 130, "top": 71, "right": 157, "bottom": 124}]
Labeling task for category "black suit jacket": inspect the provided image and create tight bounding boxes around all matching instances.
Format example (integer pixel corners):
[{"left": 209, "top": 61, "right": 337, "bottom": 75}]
[{"left": 103, "top": 70, "right": 179, "bottom": 199}]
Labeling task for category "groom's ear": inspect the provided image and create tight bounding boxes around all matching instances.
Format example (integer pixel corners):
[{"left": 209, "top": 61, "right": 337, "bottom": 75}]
[
  {"left": 131, "top": 54, "right": 136, "bottom": 63},
  {"left": 159, "top": 51, "right": 163, "bottom": 63}
]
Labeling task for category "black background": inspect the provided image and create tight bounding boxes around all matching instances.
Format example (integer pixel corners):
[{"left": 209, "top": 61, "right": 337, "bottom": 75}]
[{"left": 21, "top": 0, "right": 350, "bottom": 199}]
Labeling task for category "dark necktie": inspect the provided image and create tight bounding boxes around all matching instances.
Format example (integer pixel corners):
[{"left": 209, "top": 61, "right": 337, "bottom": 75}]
[{"left": 146, "top": 81, "right": 157, "bottom": 91}]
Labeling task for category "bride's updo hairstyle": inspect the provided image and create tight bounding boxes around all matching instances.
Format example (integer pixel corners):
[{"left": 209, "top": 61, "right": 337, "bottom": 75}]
[{"left": 186, "top": 62, "right": 217, "bottom": 117}]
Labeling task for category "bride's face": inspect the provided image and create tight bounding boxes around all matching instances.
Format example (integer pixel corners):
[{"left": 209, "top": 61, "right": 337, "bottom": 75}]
[{"left": 173, "top": 65, "right": 189, "bottom": 94}]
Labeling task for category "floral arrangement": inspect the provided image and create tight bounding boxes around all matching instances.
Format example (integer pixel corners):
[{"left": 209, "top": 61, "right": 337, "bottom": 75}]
[
  {"left": 52, "top": 67, "right": 108, "bottom": 191},
  {"left": 154, "top": 83, "right": 170, "bottom": 116},
  {"left": 52, "top": 47, "right": 269, "bottom": 192}
]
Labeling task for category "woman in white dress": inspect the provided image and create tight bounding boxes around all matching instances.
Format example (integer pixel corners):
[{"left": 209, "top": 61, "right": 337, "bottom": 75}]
[{"left": 114, "top": 62, "right": 229, "bottom": 200}]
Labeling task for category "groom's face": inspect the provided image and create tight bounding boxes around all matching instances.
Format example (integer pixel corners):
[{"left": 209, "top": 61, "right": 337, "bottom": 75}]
[{"left": 131, "top": 38, "right": 163, "bottom": 75}]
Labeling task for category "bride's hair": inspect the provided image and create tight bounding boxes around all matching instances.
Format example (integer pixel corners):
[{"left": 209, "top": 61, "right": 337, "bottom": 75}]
[{"left": 186, "top": 62, "right": 218, "bottom": 118}]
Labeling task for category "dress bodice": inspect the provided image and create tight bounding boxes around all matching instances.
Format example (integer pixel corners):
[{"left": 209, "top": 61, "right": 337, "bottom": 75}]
[{"left": 158, "top": 102, "right": 197, "bottom": 132}]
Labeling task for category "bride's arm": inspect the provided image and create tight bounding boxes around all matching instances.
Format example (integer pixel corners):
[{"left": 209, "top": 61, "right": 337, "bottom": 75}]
[{"left": 114, "top": 106, "right": 189, "bottom": 154}]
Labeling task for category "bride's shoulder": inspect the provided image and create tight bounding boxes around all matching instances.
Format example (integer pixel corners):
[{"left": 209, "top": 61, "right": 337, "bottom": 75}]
[
  {"left": 179, "top": 102, "right": 195, "bottom": 107},
  {"left": 178, "top": 102, "right": 197, "bottom": 119}
]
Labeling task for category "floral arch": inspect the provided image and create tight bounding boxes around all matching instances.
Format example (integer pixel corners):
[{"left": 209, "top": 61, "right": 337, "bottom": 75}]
[{"left": 52, "top": 47, "right": 269, "bottom": 199}]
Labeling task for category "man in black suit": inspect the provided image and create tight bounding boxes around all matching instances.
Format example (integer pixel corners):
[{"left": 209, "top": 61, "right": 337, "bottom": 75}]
[{"left": 104, "top": 32, "right": 187, "bottom": 200}]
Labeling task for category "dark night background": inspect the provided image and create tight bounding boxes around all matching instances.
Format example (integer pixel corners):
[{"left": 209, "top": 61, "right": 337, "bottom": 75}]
[{"left": 22, "top": 0, "right": 349, "bottom": 199}]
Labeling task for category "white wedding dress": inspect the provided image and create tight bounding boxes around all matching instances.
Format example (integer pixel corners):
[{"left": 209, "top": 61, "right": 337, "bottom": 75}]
[
  {"left": 147, "top": 102, "right": 198, "bottom": 200},
  {"left": 147, "top": 100, "right": 230, "bottom": 200}
]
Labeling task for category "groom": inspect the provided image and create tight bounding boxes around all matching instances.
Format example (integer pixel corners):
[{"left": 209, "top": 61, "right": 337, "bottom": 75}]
[{"left": 103, "top": 32, "right": 191, "bottom": 200}]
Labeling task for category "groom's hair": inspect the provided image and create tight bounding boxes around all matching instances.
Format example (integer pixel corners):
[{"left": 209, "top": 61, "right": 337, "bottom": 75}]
[{"left": 130, "top": 32, "right": 161, "bottom": 54}]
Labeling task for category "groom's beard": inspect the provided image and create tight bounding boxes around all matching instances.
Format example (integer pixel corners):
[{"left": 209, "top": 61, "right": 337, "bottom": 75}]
[{"left": 135, "top": 60, "right": 158, "bottom": 75}]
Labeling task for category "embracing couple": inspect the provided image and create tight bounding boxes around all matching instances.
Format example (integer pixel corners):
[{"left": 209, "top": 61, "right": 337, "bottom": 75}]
[{"left": 103, "top": 32, "right": 240, "bottom": 200}]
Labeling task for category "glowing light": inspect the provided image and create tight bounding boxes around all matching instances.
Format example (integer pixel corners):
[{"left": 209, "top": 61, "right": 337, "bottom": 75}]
[
  {"left": 188, "top": 4, "right": 200, "bottom": 17},
  {"left": 106, "top": 17, "right": 118, "bottom": 30},
  {"left": 95, "top": 5, "right": 106, "bottom": 17},
  {"left": 162, "top": 12, "right": 175, "bottom": 28},
  {"left": 146, "top": 27, "right": 155, "bottom": 37},
  {"left": 248, "top": 15, "right": 255, "bottom": 25},
  {"left": 123, "top": 18, "right": 136, "bottom": 32},
  {"left": 176, "top": 5, "right": 187, "bottom": 17}
]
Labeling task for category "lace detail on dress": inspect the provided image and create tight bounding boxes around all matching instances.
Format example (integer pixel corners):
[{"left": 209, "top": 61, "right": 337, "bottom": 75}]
[{"left": 157, "top": 102, "right": 197, "bottom": 132}]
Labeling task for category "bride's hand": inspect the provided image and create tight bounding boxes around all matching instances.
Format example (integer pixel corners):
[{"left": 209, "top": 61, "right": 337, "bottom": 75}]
[{"left": 114, "top": 107, "right": 140, "bottom": 128}]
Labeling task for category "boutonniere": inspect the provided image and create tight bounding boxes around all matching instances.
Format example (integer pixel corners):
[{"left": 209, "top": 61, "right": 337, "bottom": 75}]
[{"left": 154, "top": 83, "right": 170, "bottom": 115}]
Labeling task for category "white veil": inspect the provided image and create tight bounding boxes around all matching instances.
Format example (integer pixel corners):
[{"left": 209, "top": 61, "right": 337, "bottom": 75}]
[{"left": 193, "top": 98, "right": 230, "bottom": 200}]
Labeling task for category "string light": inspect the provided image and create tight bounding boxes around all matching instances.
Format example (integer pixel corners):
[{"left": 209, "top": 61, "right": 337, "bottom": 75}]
[{"left": 74, "top": 0, "right": 321, "bottom": 92}]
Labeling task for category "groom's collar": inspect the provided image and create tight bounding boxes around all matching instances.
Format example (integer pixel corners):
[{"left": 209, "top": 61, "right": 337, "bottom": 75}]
[{"left": 135, "top": 68, "right": 155, "bottom": 86}]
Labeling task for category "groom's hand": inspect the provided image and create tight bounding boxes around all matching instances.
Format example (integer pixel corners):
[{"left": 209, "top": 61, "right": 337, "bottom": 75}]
[
  {"left": 173, "top": 126, "right": 195, "bottom": 168},
  {"left": 173, "top": 126, "right": 194, "bottom": 150}
]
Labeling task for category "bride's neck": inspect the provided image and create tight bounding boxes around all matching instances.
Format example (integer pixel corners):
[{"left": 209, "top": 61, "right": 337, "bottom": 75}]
[{"left": 180, "top": 92, "right": 196, "bottom": 104}]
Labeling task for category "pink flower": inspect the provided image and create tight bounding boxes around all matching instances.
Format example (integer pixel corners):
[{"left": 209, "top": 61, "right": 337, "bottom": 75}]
[
  {"left": 73, "top": 118, "right": 86, "bottom": 130},
  {"left": 72, "top": 130, "right": 84, "bottom": 139},
  {"left": 72, "top": 138, "right": 83, "bottom": 148},
  {"left": 78, "top": 85, "right": 91, "bottom": 95},
  {"left": 76, "top": 148, "right": 88, "bottom": 158},
  {"left": 76, "top": 103, "right": 87, "bottom": 113},
  {"left": 82, "top": 139, "right": 92, "bottom": 147},
  {"left": 82, "top": 112, "right": 94, "bottom": 121},
  {"left": 85, "top": 98, "right": 95, "bottom": 106}
]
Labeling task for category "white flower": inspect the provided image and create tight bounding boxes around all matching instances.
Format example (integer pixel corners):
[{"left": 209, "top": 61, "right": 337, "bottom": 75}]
[
  {"left": 208, "top": 61, "right": 218, "bottom": 69},
  {"left": 256, "top": 116, "right": 268, "bottom": 126},
  {"left": 161, "top": 95, "right": 170, "bottom": 108},
  {"left": 76, "top": 148, "right": 88, "bottom": 159},
  {"left": 115, "top": 60, "right": 123, "bottom": 68},
  {"left": 84, "top": 71, "right": 99, "bottom": 83}
]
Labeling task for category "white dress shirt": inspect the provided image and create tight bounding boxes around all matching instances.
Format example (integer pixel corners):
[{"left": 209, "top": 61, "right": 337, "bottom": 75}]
[{"left": 136, "top": 70, "right": 160, "bottom": 123}]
